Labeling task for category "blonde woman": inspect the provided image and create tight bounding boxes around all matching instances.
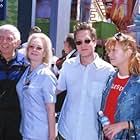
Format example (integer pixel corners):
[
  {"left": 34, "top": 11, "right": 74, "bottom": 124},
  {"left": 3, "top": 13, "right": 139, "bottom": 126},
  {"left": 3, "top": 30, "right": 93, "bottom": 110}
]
[
  {"left": 100, "top": 32, "right": 140, "bottom": 140},
  {"left": 16, "top": 33, "right": 57, "bottom": 140}
]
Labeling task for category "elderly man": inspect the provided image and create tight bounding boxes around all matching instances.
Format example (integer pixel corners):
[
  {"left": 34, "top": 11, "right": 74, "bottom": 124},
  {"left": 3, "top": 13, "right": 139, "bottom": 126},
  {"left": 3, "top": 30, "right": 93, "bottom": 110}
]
[{"left": 0, "top": 24, "right": 28, "bottom": 140}]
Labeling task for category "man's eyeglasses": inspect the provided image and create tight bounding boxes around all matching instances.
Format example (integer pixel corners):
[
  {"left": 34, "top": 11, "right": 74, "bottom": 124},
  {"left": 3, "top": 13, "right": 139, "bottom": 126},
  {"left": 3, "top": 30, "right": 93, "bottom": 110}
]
[
  {"left": 75, "top": 39, "right": 92, "bottom": 45},
  {"left": 114, "top": 32, "right": 128, "bottom": 41}
]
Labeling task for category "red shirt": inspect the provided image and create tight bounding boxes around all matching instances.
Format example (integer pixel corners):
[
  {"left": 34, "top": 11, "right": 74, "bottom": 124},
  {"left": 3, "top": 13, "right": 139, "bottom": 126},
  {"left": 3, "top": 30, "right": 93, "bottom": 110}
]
[{"left": 104, "top": 74, "right": 129, "bottom": 123}]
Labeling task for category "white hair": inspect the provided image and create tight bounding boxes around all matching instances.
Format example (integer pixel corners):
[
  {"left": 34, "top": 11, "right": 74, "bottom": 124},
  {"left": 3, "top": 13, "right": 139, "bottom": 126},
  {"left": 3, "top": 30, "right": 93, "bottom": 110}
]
[{"left": 0, "top": 24, "right": 21, "bottom": 40}]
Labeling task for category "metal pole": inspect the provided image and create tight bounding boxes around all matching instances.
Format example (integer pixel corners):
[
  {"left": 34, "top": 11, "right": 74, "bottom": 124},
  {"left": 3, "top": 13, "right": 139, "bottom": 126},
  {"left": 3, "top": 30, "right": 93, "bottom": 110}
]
[
  {"left": 31, "top": 0, "right": 36, "bottom": 27},
  {"left": 17, "top": 0, "right": 32, "bottom": 43}
]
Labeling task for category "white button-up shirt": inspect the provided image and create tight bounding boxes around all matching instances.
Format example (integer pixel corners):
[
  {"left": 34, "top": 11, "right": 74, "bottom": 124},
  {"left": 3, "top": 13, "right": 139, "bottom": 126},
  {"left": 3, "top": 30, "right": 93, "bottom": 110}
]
[{"left": 57, "top": 54, "right": 114, "bottom": 140}]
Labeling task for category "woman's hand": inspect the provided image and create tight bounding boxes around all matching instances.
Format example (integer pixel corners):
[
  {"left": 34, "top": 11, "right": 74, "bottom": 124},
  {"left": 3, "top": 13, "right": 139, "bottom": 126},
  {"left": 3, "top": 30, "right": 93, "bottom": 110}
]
[{"left": 103, "top": 121, "right": 128, "bottom": 140}]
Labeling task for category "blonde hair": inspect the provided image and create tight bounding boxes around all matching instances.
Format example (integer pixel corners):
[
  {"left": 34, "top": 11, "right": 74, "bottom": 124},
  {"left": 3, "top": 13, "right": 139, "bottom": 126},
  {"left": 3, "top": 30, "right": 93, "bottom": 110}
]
[
  {"left": 105, "top": 32, "right": 140, "bottom": 75},
  {"left": 27, "top": 33, "right": 53, "bottom": 66},
  {"left": 0, "top": 24, "right": 20, "bottom": 40}
]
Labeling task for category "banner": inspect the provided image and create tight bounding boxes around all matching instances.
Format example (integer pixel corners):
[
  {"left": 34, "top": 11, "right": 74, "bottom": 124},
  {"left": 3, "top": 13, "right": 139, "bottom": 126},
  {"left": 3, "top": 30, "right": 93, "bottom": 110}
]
[{"left": 36, "top": 0, "right": 51, "bottom": 18}]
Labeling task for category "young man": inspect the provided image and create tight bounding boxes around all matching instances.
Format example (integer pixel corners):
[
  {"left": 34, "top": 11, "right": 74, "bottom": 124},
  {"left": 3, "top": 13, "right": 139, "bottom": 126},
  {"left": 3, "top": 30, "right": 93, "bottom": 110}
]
[
  {"left": 0, "top": 24, "right": 28, "bottom": 140},
  {"left": 56, "top": 22, "right": 115, "bottom": 140}
]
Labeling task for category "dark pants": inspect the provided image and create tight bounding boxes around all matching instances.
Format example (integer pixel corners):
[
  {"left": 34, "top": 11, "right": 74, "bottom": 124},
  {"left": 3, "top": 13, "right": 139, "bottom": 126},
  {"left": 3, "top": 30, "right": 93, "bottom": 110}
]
[
  {"left": 55, "top": 91, "right": 66, "bottom": 113},
  {"left": 55, "top": 91, "right": 66, "bottom": 123},
  {"left": 0, "top": 110, "right": 22, "bottom": 140},
  {"left": 56, "top": 133, "right": 65, "bottom": 140}
]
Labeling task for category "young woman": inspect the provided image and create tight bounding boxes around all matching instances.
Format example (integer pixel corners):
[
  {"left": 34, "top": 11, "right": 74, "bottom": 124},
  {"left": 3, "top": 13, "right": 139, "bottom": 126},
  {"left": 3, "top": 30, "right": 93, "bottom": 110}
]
[
  {"left": 100, "top": 32, "right": 140, "bottom": 140},
  {"left": 16, "top": 33, "right": 57, "bottom": 140}
]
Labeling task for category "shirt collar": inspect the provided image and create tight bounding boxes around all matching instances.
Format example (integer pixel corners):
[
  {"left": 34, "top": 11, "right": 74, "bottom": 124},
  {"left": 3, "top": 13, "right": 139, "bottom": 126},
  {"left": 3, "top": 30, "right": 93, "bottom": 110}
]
[
  {"left": 0, "top": 51, "right": 17, "bottom": 63},
  {"left": 66, "top": 49, "right": 77, "bottom": 59},
  {"left": 73, "top": 53, "right": 102, "bottom": 68},
  {"left": 92, "top": 53, "right": 102, "bottom": 68}
]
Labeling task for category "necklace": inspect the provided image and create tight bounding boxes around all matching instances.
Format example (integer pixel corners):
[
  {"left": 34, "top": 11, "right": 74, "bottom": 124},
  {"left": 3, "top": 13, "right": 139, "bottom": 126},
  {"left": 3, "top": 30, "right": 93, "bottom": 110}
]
[
  {"left": 24, "top": 64, "right": 45, "bottom": 87},
  {"left": 24, "top": 76, "right": 30, "bottom": 86},
  {"left": 24, "top": 67, "right": 32, "bottom": 86}
]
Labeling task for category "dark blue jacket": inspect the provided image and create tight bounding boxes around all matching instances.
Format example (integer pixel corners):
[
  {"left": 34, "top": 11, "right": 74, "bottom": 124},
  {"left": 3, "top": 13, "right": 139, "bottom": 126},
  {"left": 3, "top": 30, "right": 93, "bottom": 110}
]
[{"left": 0, "top": 51, "right": 28, "bottom": 110}]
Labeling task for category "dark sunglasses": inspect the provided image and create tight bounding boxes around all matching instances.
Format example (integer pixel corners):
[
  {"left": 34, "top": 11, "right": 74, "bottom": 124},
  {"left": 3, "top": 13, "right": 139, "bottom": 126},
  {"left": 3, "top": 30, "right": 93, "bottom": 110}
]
[
  {"left": 75, "top": 39, "right": 92, "bottom": 45},
  {"left": 114, "top": 32, "right": 128, "bottom": 41}
]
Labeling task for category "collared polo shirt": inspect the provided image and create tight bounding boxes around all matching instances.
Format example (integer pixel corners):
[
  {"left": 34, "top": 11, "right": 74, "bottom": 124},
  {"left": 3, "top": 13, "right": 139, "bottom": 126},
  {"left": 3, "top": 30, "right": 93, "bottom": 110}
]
[
  {"left": 16, "top": 64, "right": 57, "bottom": 140},
  {"left": 66, "top": 49, "right": 77, "bottom": 59}
]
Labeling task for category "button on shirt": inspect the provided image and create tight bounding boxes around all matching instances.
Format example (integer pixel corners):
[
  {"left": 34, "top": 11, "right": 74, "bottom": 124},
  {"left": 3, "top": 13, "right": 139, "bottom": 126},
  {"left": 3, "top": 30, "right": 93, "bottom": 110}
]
[
  {"left": 57, "top": 54, "right": 114, "bottom": 140},
  {"left": 16, "top": 64, "right": 57, "bottom": 140}
]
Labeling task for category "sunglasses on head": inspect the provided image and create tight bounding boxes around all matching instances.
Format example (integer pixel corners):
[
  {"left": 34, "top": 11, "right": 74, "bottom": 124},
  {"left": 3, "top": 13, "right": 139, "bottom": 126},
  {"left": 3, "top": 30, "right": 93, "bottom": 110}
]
[
  {"left": 114, "top": 32, "right": 128, "bottom": 41},
  {"left": 75, "top": 39, "right": 92, "bottom": 45}
]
